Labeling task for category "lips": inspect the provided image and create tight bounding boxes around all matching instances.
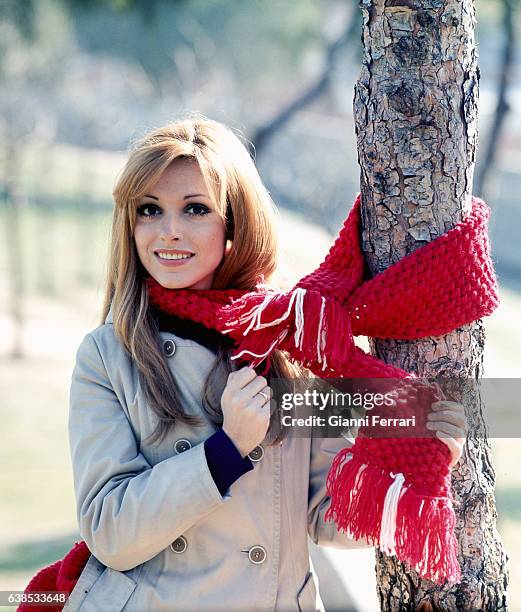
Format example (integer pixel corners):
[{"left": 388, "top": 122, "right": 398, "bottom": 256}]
[
  {"left": 154, "top": 247, "right": 194, "bottom": 254},
  {"left": 155, "top": 252, "right": 194, "bottom": 259},
  {"left": 154, "top": 252, "right": 194, "bottom": 266}
]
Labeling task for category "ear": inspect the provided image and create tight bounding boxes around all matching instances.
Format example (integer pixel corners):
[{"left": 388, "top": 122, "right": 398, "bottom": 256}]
[{"left": 224, "top": 239, "right": 233, "bottom": 256}]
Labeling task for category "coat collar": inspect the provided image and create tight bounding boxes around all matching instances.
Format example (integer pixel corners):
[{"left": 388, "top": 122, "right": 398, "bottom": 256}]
[{"left": 103, "top": 302, "right": 233, "bottom": 353}]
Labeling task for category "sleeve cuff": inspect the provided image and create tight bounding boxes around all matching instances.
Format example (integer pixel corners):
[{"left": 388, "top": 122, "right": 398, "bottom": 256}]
[{"left": 204, "top": 429, "right": 254, "bottom": 497}]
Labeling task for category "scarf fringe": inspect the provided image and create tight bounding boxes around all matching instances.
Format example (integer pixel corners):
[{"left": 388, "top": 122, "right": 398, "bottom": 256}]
[
  {"left": 325, "top": 449, "right": 461, "bottom": 585},
  {"left": 219, "top": 287, "right": 354, "bottom": 372}
]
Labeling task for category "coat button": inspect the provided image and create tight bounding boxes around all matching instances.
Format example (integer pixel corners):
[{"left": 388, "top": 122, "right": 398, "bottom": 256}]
[
  {"left": 248, "top": 545, "right": 267, "bottom": 564},
  {"left": 174, "top": 439, "right": 192, "bottom": 454},
  {"left": 248, "top": 445, "right": 264, "bottom": 462},
  {"left": 170, "top": 536, "right": 187, "bottom": 554},
  {"left": 163, "top": 339, "right": 176, "bottom": 357}
]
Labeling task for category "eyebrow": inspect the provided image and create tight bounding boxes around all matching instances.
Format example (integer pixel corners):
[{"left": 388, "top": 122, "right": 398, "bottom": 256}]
[{"left": 142, "top": 193, "right": 210, "bottom": 200}]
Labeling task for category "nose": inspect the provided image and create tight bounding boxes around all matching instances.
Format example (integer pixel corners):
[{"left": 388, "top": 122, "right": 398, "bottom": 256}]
[{"left": 160, "top": 211, "right": 183, "bottom": 241}]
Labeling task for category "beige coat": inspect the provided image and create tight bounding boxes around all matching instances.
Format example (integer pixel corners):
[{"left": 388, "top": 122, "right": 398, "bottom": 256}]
[{"left": 63, "top": 305, "right": 370, "bottom": 612}]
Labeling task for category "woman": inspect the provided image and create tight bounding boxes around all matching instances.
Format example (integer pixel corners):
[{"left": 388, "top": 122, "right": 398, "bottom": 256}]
[{"left": 62, "top": 116, "right": 467, "bottom": 611}]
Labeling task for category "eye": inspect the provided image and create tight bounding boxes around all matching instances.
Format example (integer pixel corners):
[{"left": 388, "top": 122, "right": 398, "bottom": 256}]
[
  {"left": 137, "top": 203, "right": 161, "bottom": 217},
  {"left": 185, "top": 203, "right": 210, "bottom": 216}
]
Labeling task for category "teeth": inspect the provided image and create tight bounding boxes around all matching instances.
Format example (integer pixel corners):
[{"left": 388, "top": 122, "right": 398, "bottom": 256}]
[{"left": 157, "top": 252, "right": 193, "bottom": 260}]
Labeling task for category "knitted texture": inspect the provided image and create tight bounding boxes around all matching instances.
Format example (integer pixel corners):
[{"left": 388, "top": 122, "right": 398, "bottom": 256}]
[
  {"left": 146, "top": 192, "right": 498, "bottom": 585},
  {"left": 147, "top": 193, "right": 497, "bottom": 380},
  {"left": 17, "top": 541, "right": 90, "bottom": 612},
  {"left": 21, "top": 193, "right": 498, "bottom": 605}
]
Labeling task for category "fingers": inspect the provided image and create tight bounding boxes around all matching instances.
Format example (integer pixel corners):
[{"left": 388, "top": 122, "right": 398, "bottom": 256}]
[
  {"left": 427, "top": 404, "right": 467, "bottom": 441},
  {"left": 256, "top": 386, "right": 272, "bottom": 400},
  {"left": 253, "top": 390, "right": 271, "bottom": 411},
  {"left": 435, "top": 434, "right": 464, "bottom": 468},
  {"left": 428, "top": 411, "right": 466, "bottom": 431},
  {"left": 431, "top": 400, "right": 464, "bottom": 415},
  {"left": 429, "top": 401, "right": 468, "bottom": 432},
  {"left": 240, "top": 376, "right": 269, "bottom": 407},
  {"left": 228, "top": 367, "right": 266, "bottom": 396},
  {"left": 429, "top": 401, "right": 467, "bottom": 468},
  {"left": 228, "top": 366, "right": 272, "bottom": 408},
  {"left": 221, "top": 367, "right": 273, "bottom": 457},
  {"left": 228, "top": 366, "right": 259, "bottom": 390},
  {"left": 427, "top": 419, "right": 466, "bottom": 440},
  {"left": 249, "top": 376, "right": 269, "bottom": 396}
]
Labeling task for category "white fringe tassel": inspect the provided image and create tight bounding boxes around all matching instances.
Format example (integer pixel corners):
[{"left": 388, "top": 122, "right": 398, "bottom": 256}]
[
  {"left": 223, "top": 287, "right": 330, "bottom": 369},
  {"left": 316, "top": 296, "right": 328, "bottom": 371},
  {"left": 379, "top": 472, "right": 406, "bottom": 556},
  {"left": 230, "top": 329, "right": 289, "bottom": 363},
  {"left": 293, "top": 288, "right": 305, "bottom": 350}
]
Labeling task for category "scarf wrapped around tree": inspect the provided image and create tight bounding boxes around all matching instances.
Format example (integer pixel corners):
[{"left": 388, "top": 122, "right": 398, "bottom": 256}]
[
  {"left": 19, "top": 192, "right": 498, "bottom": 610},
  {"left": 147, "top": 192, "right": 499, "bottom": 585}
]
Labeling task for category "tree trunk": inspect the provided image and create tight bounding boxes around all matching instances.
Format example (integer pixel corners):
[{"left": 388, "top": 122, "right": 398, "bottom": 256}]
[{"left": 353, "top": 0, "right": 509, "bottom": 609}]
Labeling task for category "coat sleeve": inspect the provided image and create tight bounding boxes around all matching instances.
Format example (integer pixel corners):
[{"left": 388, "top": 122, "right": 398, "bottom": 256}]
[
  {"left": 68, "top": 332, "right": 229, "bottom": 572},
  {"left": 307, "top": 430, "right": 373, "bottom": 549}
]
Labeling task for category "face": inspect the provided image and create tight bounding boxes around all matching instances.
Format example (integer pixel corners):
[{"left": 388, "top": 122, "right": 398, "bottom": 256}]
[{"left": 134, "top": 158, "right": 228, "bottom": 290}]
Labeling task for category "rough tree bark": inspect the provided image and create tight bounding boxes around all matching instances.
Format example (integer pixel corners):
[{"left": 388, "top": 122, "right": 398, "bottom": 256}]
[{"left": 353, "top": 0, "right": 509, "bottom": 609}]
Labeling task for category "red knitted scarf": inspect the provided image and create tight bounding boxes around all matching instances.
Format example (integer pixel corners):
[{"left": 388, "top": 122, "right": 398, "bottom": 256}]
[
  {"left": 20, "top": 193, "right": 498, "bottom": 609},
  {"left": 146, "top": 193, "right": 498, "bottom": 585}
]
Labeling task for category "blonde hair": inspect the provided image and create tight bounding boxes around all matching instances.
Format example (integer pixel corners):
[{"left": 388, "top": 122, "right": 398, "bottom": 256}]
[{"left": 101, "top": 114, "right": 308, "bottom": 446}]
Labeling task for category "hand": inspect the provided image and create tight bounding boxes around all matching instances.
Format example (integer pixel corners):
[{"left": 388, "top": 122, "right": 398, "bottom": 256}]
[
  {"left": 427, "top": 400, "right": 468, "bottom": 469},
  {"left": 221, "top": 366, "right": 272, "bottom": 458}
]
